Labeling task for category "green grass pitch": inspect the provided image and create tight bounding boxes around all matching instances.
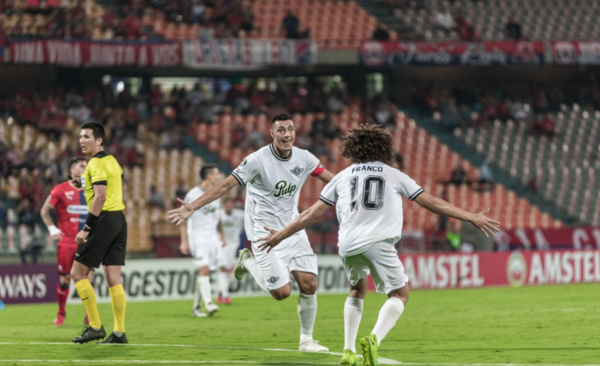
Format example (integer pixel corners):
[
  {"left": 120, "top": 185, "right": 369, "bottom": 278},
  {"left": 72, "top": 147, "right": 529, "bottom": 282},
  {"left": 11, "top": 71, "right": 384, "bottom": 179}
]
[{"left": 1, "top": 284, "right": 599, "bottom": 366}]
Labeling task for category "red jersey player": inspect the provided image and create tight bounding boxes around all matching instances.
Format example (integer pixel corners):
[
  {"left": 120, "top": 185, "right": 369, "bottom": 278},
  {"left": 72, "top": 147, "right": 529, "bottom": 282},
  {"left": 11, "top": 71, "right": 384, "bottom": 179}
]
[{"left": 41, "top": 157, "right": 93, "bottom": 325}]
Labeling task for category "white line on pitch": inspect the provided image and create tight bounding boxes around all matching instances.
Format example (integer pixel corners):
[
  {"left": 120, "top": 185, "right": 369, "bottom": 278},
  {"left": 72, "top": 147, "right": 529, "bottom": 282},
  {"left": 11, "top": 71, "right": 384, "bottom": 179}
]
[
  {"left": 0, "top": 361, "right": 338, "bottom": 364},
  {"left": 0, "top": 342, "right": 404, "bottom": 365}
]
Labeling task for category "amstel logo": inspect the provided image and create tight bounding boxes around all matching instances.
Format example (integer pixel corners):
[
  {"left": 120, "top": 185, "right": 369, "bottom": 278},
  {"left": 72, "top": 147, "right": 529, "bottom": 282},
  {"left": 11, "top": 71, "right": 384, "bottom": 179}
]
[{"left": 506, "top": 251, "right": 527, "bottom": 287}]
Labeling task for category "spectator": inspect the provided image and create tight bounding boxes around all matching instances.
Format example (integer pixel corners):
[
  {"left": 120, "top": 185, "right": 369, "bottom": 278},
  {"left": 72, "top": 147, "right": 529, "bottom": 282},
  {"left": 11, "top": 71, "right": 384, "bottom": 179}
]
[
  {"left": 479, "top": 159, "right": 495, "bottom": 192},
  {"left": 540, "top": 113, "right": 556, "bottom": 137},
  {"left": 460, "top": 25, "right": 480, "bottom": 42},
  {"left": 149, "top": 185, "right": 166, "bottom": 209},
  {"left": 449, "top": 163, "right": 468, "bottom": 185},
  {"left": 281, "top": 10, "right": 300, "bottom": 39},
  {"left": 372, "top": 24, "right": 390, "bottom": 41},
  {"left": 17, "top": 198, "right": 35, "bottom": 229},
  {"left": 527, "top": 176, "right": 539, "bottom": 193},
  {"left": 435, "top": 8, "right": 456, "bottom": 33},
  {"left": 505, "top": 15, "right": 522, "bottom": 41},
  {"left": 0, "top": 201, "right": 7, "bottom": 230}
]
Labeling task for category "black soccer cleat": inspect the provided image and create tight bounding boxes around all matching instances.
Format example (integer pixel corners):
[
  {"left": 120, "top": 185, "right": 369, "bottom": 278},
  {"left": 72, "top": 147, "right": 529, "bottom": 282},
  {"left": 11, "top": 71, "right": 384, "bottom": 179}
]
[
  {"left": 98, "top": 332, "right": 129, "bottom": 344},
  {"left": 72, "top": 325, "right": 106, "bottom": 344}
]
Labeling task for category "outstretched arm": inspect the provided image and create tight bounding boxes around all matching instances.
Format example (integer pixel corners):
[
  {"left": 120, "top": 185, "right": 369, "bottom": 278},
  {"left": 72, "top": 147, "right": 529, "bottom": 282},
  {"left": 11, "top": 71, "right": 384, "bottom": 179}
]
[
  {"left": 167, "top": 175, "right": 239, "bottom": 225},
  {"left": 257, "top": 200, "right": 331, "bottom": 252},
  {"left": 413, "top": 192, "right": 500, "bottom": 237},
  {"left": 316, "top": 169, "right": 335, "bottom": 183}
]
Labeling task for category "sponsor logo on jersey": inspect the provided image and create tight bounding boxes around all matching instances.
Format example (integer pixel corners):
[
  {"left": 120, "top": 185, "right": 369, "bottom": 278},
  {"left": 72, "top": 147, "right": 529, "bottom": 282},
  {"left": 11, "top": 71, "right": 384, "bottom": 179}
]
[
  {"left": 202, "top": 205, "right": 217, "bottom": 214},
  {"left": 290, "top": 167, "right": 304, "bottom": 176},
  {"left": 274, "top": 180, "right": 297, "bottom": 198},
  {"left": 67, "top": 205, "right": 89, "bottom": 215},
  {"left": 81, "top": 177, "right": 86, "bottom": 190},
  {"left": 266, "top": 276, "right": 280, "bottom": 284}
]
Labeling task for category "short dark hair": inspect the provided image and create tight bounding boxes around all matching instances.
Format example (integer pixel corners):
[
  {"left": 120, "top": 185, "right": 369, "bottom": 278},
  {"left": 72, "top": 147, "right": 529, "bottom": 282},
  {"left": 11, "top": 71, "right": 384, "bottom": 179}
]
[
  {"left": 199, "top": 164, "right": 218, "bottom": 180},
  {"left": 81, "top": 122, "right": 105, "bottom": 146},
  {"left": 340, "top": 124, "right": 394, "bottom": 164},
  {"left": 271, "top": 113, "right": 293, "bottom": 127},
  {"left": 68, "top": 157, "right": 87, "bottom": 170}
]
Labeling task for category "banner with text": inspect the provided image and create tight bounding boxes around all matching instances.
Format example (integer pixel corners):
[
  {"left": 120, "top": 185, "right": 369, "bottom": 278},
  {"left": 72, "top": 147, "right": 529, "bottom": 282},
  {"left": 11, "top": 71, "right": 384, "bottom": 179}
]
[
  {"left": 391, "top": 250, "right": 600, "bottom": 290},
  {"left": 360, "top": 41, "right": 545, "bottom": 66},
  {"left": 493, "top": 227, "right": 600, "bottom": 251},
  {"left": 0, "top": 264, "right": 58, "bottom": 304},
  {"left": 182, "top": 39, "right": 317, "bottom": 69},
  {"left": 66, "top": 256, "right": 346, "bottom": 304},
  {"left": 551, "top": 41, "right": 600, "bottom": 65},
  {"left": 10, "top": 40, "right": 182, "bottom": 67}
]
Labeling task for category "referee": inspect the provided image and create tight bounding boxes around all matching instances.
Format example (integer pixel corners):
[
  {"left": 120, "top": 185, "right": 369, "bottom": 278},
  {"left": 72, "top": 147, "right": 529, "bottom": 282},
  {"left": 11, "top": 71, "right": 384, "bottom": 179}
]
[{"left": 70, "top": 122, "right": 128, "bottom": 344}]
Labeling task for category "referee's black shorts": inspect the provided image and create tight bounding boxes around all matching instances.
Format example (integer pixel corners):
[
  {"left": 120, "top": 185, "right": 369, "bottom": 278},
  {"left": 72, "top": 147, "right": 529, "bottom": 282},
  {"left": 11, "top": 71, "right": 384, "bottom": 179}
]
[{"left": 75, "top": 211, "right": 128, "bottom": 268}]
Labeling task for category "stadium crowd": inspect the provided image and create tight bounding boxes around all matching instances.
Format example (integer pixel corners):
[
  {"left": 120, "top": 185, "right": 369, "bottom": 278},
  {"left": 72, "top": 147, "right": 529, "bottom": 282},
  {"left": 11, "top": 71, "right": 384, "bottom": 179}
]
[
  {"left": 0, "top": 0, "right": 257, "bottom": 41},
  {"left": 411, "top": 83, "right": 600, "bottom": 134},
  {"left": 0, "top": 77, "right": 398, "bottom": 238}
]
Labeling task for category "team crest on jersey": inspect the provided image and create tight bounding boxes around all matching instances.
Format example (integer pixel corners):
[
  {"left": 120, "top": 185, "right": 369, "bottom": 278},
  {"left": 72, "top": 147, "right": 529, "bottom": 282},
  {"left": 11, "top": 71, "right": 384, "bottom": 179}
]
[
  {"left": 274, "top": 180, "right": 297, "bottom": 198},
  {"left": 65, "top": 191, "right": 74, "bottom": 201},
  {"left": 290, "top": 167, "right": 304, "bottom": 176}
]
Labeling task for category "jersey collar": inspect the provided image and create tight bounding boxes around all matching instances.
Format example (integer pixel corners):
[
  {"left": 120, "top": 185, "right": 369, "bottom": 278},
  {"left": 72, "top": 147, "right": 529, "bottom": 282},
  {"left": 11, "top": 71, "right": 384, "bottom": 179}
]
[
  {"left": 93, "top": 151, "right": 108, "bottom": 158},
  {"left": 269, "top": 144, "right": 292, "bottom": 162}
]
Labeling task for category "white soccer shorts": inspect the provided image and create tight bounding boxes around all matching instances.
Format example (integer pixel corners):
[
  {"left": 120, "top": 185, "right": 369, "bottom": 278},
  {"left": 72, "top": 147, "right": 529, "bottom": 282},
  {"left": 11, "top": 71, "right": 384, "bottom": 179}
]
[
  {"left": 219, "top": 242, "right": 240, "bottom": 268},
  {"left": 341, "top": 241, "right": 409, "bottom": 295},
  {"left": 189, "top": 238, "right": 226, "bottom": 271},
  {"left": 251, "top": 235, "right": 318, "bottom": 291}
]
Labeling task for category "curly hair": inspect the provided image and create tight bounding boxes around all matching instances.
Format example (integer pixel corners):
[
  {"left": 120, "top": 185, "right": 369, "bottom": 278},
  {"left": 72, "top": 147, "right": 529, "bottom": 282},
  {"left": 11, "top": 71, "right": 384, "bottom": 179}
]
[{"left": 340, "top": 124, "right": 394, "bottom": 164}]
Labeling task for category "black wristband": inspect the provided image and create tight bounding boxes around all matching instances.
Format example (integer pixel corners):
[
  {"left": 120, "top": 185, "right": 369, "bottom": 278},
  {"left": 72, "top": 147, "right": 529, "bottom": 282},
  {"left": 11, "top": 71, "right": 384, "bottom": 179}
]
[
  {"left": 83, "top": 226, "right": 91, "bottom": 232},
  {"left": 85, "top": 213, "right": 99, "bottom": 229}
]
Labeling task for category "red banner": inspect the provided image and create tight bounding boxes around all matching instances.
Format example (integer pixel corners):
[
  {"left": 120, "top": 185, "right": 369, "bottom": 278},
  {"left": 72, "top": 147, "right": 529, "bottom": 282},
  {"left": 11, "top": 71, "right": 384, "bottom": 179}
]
[
  {"left": 552, "top": 41, "right": 600, "bottom": 65},
  {"left": 494, "top": 227, "right": 600, "bottom": 250},
  {"left": 360, "top": 41, "right": 545, "bottom": 66},
  {"left": 384, "top": 250, "right": 600, "bottom": 291},
  {"left": 10, "top": 40, "right": 181, "bottom": 67}
]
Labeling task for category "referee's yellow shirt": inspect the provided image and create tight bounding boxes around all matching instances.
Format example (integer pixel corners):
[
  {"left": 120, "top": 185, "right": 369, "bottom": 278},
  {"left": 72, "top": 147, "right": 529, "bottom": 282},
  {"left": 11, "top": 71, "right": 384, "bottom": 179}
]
[{"left": 81, "top": 151, "right": 125, "bottom": 212}]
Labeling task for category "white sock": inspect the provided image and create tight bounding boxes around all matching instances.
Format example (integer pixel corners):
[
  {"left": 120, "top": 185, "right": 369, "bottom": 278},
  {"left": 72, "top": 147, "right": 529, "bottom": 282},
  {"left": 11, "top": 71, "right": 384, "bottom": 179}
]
[
  {"left": 298, "top": 293, "right": 317, "bottom": 344},
  {"left": 199, "top": 276, "right": 213, "bottom": 307},
  {"left": 344, "top": 297, "right": 364, "bottom": 353},
  {"left": 243, "top": 256, "right": 269, "bottom": 292},
  {"left": 218, "top": 271, "right": 230, "bottom": 298},
  {"left": 193, "top": 275, "right": 202, "bottom": 309},
  {"left": 372, "top": 297, "right": 405, "bottom": 346}
]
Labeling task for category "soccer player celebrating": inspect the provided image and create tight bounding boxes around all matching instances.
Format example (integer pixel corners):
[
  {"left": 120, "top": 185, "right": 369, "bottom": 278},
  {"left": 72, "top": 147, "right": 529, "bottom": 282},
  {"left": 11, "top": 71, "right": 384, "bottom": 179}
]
[
  {"left": 168, "top": 113, "right": 334, "bottom": 352},
  {"left": 180, "top": 164, "right": 225, "bottom": 317},
  {"left": 217, "top": 197, "right": 245, "bottom": 304},
  {"left": 257, "top": 124, "right": 500, "bottom": 366},
  {"left": 70, "top": 122, "right": 129, "bottom": 344},
  {"left": 41, "top": 157, "right": 93, "bottom": 326}
]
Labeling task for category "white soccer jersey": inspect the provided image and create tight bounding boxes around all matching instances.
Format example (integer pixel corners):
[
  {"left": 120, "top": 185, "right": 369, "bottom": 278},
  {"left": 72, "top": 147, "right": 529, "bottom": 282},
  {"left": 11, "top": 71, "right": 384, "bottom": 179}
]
[
  {"left": 220, "top": 208, "right": 245, "bottom": 247},
  {"left": 231, "top": 144, "right": 323, "bottom": 241},
  {"left": 319, "top": 161, "right": 423, "bottom": 257},
  {"left": 185, "top": 186, "right": 221, "bottom": 245}
]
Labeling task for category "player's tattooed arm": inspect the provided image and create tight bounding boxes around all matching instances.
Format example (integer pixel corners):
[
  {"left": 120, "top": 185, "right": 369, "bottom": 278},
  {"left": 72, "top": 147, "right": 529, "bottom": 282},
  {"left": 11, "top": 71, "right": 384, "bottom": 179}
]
[
  {"left": 413, "top": 192, "right": 500, "bottom": 237},
  {"left": 41, "top": 201, "right": 63, "bottom": 241},
  {"left": 258, "top": 200, "right": 331, "bottom": 253},
  {"left": 316, "top": 169, "right": 335, "bottom": 183}
]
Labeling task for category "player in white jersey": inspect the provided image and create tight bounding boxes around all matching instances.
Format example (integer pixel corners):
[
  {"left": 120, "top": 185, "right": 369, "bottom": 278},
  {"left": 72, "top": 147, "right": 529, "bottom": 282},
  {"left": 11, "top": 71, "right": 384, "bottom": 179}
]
[
  {"left": 168, "top": 113, "right": 335, "bottom": 352},
  {"left": 257, "top": 124, "right": 500, "bottom": 366},
  {"left": 217, "top": 197, "right": 245, "bottom": 305},
  {"left": 180, "top": 164, "right": 225, "bottom": 317}
]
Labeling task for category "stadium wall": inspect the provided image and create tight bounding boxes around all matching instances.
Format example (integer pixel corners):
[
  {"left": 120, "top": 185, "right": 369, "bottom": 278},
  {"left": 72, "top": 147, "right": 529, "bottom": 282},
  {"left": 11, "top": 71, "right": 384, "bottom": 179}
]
[{"left": 2, "top": 250, "right": 600, "bottom": 305}]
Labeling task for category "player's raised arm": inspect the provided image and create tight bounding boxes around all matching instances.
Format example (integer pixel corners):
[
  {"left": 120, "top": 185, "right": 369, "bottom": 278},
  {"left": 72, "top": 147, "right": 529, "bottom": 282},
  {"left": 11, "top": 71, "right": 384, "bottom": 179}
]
[
  {"left": 258, "top": 200, "right": 331, "bottom": 252},
  {"left": 167, "top": 175, "right": 239, "bottom": 225},
  {"left": 413, "top": 192, "right": 500, "bottom": 237}
]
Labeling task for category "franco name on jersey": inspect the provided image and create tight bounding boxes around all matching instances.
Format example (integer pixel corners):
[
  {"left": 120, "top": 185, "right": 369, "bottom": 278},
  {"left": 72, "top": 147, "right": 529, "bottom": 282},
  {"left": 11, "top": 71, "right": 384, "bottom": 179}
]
[{"left": 351, "top": 165, "right": 384, "bottom": 174}]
